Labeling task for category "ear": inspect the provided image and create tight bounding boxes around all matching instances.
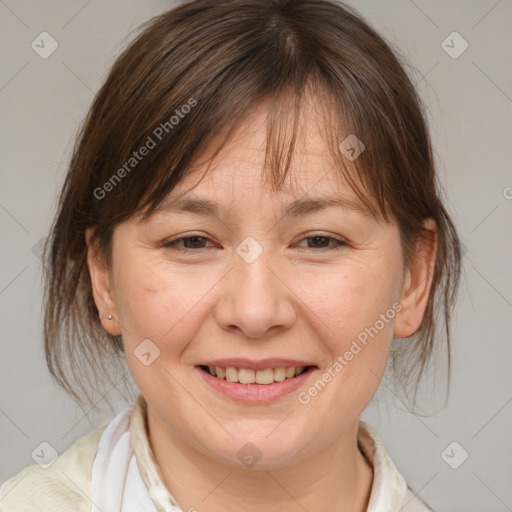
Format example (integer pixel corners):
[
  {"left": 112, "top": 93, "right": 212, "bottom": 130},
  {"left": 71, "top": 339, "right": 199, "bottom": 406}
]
[
  {"left": 394, "top": 219, "right": 437, "bottom": 338},
  {"left": 85, "top": 227, "right": 121, "bottom": 336}
]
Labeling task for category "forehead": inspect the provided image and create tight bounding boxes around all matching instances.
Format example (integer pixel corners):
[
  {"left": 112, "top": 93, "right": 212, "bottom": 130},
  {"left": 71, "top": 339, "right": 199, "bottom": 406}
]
[
  {"left": 161, "top": 98, "right": 361, "bottom": 206},
  {"left": 135, "top": 86, "right": 386, "bottom": 226},
  {"left": 147, "top": 158, "right": 375, "bottom": 225}
]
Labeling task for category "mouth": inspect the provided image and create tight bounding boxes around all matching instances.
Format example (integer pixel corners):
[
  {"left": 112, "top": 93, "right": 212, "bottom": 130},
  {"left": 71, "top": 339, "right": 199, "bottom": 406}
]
[
  {"left": 197, "top": 364, "right": 318, "bottom": 385},
  {"left": 195, "top": 359, "right": 319, "bottom": 404}
]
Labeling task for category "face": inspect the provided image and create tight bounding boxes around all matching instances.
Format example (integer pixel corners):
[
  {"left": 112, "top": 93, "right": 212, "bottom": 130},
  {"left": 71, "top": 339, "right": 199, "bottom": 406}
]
[{"left": 87, "top": 98, "right": 434, "bottom": 469}]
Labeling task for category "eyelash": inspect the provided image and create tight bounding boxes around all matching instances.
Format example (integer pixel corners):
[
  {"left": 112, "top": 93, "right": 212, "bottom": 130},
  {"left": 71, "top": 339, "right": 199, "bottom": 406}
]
[{"left": 162, "top": 233, "right": 348, "bottom": 253}]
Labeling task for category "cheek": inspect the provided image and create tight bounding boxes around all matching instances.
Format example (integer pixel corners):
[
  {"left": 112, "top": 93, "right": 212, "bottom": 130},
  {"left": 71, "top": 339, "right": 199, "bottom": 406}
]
[
  {"left": 295, "top": 259, "right": 402, "bottom": 346},
  {"left": 113, "top": 262, "right": 169, "bottom": 338},
  {"left": 292, "top": 257, "right": 402, "bottom": 410},
  {"left": 112, "top": 254, "right": 218, "bottom": 349},
  {"left": 294, "top": 269, "right": 399, "bottom": 421}
]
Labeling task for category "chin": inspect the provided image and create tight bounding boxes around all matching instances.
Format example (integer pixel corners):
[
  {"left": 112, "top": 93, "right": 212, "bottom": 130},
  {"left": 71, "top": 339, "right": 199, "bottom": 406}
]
[{"left": 204, "top": 429, "right": 308, "bottom": 469}]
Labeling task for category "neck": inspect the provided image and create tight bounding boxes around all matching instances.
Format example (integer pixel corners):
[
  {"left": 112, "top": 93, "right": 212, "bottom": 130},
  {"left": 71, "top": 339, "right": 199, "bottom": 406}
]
[{"left": 146, "top": 407, "right": 374, "bottom": 512}]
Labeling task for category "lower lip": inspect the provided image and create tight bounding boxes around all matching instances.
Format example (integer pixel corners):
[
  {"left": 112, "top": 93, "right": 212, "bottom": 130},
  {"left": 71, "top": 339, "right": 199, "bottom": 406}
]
[{"left": 195, "top": 366, "right": 317, "bottom": 404}]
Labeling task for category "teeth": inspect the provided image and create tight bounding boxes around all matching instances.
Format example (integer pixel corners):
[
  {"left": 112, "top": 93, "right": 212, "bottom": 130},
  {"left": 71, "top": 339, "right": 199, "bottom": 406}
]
[
  {"left": 255, "top": 368, "right": 275, "bottom": 384},
  {"left": 205, "top": 365, "right": 309, "bottom": 384},
  {"left": 238, "top": 368, "right": 255, "bottom": 384},
  {"left": 225, "top": 367, "right": 238, "bottom": 382},
  {"left": 274, "top": 367, "right": 286, "bottom": 381}
]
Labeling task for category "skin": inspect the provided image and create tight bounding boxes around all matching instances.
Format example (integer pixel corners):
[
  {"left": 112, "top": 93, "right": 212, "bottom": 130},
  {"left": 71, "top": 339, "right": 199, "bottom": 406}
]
[{"left": 86, "top": 95, "right": 437, "bottom": 512}]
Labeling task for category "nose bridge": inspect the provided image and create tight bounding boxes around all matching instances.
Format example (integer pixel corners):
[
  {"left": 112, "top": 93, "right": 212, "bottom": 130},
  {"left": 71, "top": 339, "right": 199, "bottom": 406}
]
[
  {"left": 214, "top": 237, "right": 296, "bottom": 338},
  {"left": 235, "top": 237, "right": 276, "bottom": 297}
]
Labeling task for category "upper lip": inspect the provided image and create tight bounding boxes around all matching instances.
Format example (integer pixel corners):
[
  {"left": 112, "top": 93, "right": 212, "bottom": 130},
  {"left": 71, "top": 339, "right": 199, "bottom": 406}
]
[{"left": 196, "top": 358, "right": 318, "bottom": 371}]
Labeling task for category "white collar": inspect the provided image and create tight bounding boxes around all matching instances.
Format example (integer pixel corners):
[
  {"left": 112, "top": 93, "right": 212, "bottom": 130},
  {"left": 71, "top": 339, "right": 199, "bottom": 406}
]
[{"left": 90, "top": 394, "right": 407, "bottom": 512}]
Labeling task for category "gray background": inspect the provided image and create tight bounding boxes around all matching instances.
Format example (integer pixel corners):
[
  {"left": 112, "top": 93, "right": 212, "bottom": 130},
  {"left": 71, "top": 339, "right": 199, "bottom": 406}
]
[{"left": 0, "top": 1, "right": 511, "bottom": 511}]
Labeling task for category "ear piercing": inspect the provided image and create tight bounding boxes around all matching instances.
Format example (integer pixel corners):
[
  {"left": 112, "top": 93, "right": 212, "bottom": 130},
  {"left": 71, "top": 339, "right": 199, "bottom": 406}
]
[{"left": 108, "top": 314, "right": 113, "bottom": 320}]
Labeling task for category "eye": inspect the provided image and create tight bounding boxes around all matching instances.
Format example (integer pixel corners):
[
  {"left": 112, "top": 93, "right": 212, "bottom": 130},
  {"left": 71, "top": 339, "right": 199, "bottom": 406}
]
[
  {"left": 296, "top": 233, "right": 348, "bottom": 251},
  {"left": 162, "top": 232, "right": 348, "bottom": 254},
  {"left": 162, "top": 233, "right": 215, "bottom": 253}
]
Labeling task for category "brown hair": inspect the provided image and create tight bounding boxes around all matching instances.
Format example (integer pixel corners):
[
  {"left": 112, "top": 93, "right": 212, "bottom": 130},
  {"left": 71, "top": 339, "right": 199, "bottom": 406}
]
[{"left": 43, "top": 0, "right": 461, "bottom": 407}]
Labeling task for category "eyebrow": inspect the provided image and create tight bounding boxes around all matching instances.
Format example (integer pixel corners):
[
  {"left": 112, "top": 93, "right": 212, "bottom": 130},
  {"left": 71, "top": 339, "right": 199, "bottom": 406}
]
[{"left": 154, "top": 194, "right": 373, "bottom": 219}]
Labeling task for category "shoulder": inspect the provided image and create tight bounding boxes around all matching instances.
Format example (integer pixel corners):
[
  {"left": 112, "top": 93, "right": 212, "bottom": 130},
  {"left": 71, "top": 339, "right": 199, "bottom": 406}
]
[
  {"left": 0, "top": 424, "right": 105, "bottom": 512},
  {"left": 357, "top": 421, "right": 436, "bottom": 512}
]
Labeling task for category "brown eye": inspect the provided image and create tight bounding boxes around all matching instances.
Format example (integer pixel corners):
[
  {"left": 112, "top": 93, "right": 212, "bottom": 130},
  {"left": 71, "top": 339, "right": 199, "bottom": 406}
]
[
  {"left": 180, "top": 236, "right": 208, "bottom": 249},
  {"left": 307, "top": 236, "right": 332, "bottom": 248},
  {"left": 297, "top": 234, "right": 347, "bottom": 251},
  {"left": 163, "top": 234, "right": 214, "bottom": 252}
]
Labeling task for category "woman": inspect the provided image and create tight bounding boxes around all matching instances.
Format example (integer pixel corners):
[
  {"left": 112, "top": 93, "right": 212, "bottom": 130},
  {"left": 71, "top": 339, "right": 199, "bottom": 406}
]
[{"left": 0, "top": 0, "right": 461, "bottom": 510}]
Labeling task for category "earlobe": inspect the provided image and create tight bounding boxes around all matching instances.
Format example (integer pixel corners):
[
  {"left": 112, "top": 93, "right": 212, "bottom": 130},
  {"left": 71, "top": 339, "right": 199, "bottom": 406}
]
[
  {"left": 85, "top": 227, "right": 121, "bottom": 336},
  {"left": 393, "top": 219, "right": 437, "bottom": 338}
]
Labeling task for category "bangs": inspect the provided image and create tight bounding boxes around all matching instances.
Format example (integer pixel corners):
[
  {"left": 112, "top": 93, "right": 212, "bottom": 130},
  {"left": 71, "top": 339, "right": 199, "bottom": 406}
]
[
  {"left": 87, "top": 3, "right": 403, "bottom": 230},
  {"left": 134, "top": 75, "right": 388, "bottom": 225}
]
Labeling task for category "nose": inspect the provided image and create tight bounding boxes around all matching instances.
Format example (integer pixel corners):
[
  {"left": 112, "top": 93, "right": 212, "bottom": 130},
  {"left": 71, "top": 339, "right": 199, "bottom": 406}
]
[{"left": 214, "top": 247, "right": 297, "bottom": 339}]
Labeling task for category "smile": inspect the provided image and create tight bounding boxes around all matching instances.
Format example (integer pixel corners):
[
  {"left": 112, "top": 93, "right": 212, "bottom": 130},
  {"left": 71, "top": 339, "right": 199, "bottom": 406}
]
[{"left": 199, "top": 365, "right": 315, "bottom": 385}]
